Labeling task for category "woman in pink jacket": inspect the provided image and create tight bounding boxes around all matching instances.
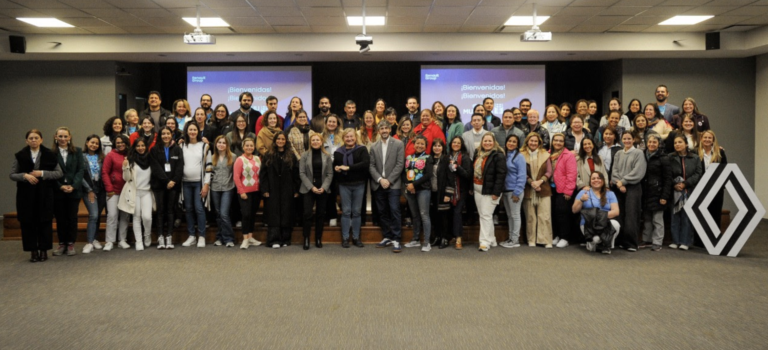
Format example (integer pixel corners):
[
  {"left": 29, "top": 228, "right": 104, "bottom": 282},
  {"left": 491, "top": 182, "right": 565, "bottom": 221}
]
[
  {"left": 549, "top": 133, "right": 577, "bottom": 248},
  {"left": 101, "top": 134, "right": 131, "bottom": 251}
]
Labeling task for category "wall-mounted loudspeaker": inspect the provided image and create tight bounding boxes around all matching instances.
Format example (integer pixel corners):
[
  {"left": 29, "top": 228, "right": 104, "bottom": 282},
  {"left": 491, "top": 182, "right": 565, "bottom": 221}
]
[
  {"left": 9, "top": 35, "right": 26, "bottom": 54},
  {"left": 706, "top": 32, "right": 720, "bottom": 51}
]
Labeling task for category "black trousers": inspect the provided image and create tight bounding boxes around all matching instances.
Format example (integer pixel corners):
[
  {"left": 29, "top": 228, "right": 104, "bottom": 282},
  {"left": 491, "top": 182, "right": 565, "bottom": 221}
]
[
  {"left": 325, "top": 180, "right": 339, "bottom": 221},
  {"left": 303, "top": 192, "right": 327, "bottom": 239},
  {"left": 267, "top": 227, "right": 293, "bottom": 246},
  {"left": 54, "top": 195, "right": 80, "bottom": 245},
  {"left": 615, "top": 183, "right": 641, "bottom": 249},
  {"left": 154, "top": 188, "right": 179, "bottom": 237},
  {"left": 430, "top": 191, "right": 449, "bottom": 241},
  {"left": 239, "top": 191, "right": 262, "bottom": 234},
  {"left": 551, "top": 192, "right": 576, "bottom": 243},
  {"left": 21, "top": 220, "right": 53, "bottom": 252}
]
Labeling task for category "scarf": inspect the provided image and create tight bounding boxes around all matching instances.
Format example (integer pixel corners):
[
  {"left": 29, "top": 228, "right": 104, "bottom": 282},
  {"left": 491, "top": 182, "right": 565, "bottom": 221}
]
[
  {"left": 338, "top": 145, "right": 362, "bottom": 168},
  {"left": 449, "top": 152, "right": 463, "bottom": 205},
  {"left": 133, "top": 152, "right": 151, "bottom": 170},
  {"left": 86, "top": 153, "right": 100, "bottom": 181},
  {"left": 474, "top": 148, "right": 492, "bottom": 181}
]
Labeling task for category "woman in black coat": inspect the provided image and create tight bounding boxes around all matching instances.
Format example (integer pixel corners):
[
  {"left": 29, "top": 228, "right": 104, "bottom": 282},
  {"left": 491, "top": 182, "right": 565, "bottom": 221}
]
[
  {"left": 429, "top": 138, "right": 451, "bottom": 248},
  {"left": 667, "top": 135, "right": 703, "bottom": 251},
  {"left": 149, "top": 127, "right": 184, "bottom": 249},
  {"left": 436, "top": 136, "right": 472, "bottom": 249},
  {"left": 473, "top": 133, "right": 507, "bottom": 252},
  {"left": 699, "top": 130, "right": 728, "bottom": 234},
  {"left": 11, "top": 129, "right": 63, "bottom": 262},
  {"left": 641, "top": 134, "right": 671, "bottom": 251},
  {"left": 260, "top": 131, "right": 301, "bottom": 248}
]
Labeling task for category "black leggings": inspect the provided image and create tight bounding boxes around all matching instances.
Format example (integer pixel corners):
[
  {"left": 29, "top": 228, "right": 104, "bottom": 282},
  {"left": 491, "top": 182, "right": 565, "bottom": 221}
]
[
  {"left": 153, "top": 188, "right": 179, "bottom": 237},
  {"left": 239, "top": 191, "right": 262, "bottom": 234}
]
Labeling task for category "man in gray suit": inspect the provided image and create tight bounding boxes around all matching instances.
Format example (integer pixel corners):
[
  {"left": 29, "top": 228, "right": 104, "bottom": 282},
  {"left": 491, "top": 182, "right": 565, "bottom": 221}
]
[
  {"left": 369, "top": 120, "right": 405, "bottom": 253},
  {"left": 655, "top": 84, "right": 680, "bottom": 127}
]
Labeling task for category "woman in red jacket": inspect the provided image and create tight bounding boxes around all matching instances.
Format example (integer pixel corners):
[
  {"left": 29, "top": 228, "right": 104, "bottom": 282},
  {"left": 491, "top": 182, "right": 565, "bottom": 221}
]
[
  {"left": 405, "top": 109, "right": 446, "bottom": 157},
  {"left": 102, "top": 134, "right": 131, "bottom": 251},
  {"left": 549, "top": 133, "right": 577, "bottom": 248}
]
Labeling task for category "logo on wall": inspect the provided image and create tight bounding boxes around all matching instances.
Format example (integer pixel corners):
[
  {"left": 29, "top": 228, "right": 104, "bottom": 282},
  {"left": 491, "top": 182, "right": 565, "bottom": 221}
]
[{"left": 684, "top": 163, "right": 765, "bottom": 257}]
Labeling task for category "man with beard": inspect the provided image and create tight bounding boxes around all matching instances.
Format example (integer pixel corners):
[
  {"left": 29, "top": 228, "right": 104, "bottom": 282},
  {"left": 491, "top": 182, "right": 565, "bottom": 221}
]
[
  {"left": 140, "top": 90, "right": 171, "bottom": 132},
  {"left": 229, "top": 92, "right": 262, "bottom": 134},
  {"left": 200, "top": 94, "right": 213, "bottom": 121},
  {"left": 483, "top": 97, "right": 502, "bottom": 129},
  {"left": 519, "top": 98, "right": 532, "bottom": 123},
  {"left": 369, "top": 120, "right": 405, "bottom": 253},
  {"left": 311, "top": 96, "right": 332, "bottom": 133},
  {"left": 254, "top": 95, "right": 284, "bottom": 135},
  {"left": 341, "top": 100, "right": 361, "bottom": 130},
  {"left": 401, "top": 97, "right": 420, "bottom": 123},
  {"left": 655, "top": 85, "right": 680, "bottom": 127}
]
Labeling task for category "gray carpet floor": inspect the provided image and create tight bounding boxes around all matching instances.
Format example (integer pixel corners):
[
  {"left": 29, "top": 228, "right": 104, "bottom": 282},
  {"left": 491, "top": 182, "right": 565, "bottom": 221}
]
[{"left": 2, "top": 222, "right": 768, "bottom": 350}]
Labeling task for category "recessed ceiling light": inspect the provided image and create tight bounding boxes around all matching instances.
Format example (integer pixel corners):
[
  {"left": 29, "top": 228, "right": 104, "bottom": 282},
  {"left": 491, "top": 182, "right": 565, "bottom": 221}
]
[
  {"left": 17, "top": 18, "right": 73, "bottom": 28},
  {"left": 347, "top": 16, "right": 385, "bottom": 26},
  {"left": 182, "top": 17, "right": 230, "bottom": 27},
  {"left": 659, "top": 16, "right": 713, "bottom": 25},
  {"left": 505, "top": 16, "right": 549, "bottom": 26}
]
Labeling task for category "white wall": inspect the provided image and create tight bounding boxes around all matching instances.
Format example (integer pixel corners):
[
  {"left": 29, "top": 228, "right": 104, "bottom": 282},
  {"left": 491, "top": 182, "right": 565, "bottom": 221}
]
[
  {"left": 622, "top": 58, "right": 757, "bottom": 215},
  {"left": 0, "top": 61, "right": 115, "bottom": 215},
  {"left": 756, "top": 54, "right": 768, "bottom": 218}
]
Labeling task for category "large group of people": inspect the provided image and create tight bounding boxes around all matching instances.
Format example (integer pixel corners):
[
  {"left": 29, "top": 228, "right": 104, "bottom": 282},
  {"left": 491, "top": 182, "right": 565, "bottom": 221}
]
[{"left": 11, "top": 85, "right": 726, "bottom": 262}]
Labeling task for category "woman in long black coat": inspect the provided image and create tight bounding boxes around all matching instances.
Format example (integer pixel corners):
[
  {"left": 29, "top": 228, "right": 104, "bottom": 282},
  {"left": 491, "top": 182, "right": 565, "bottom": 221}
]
[
  {"left": 11, "top": 129, "right": 63, "bottom": 262},
  {"left": 260, "top": 131, "right": 301, "bottom": 248},
  {"left": 641, "top": 134, "right": 671, "bottom": 251}
]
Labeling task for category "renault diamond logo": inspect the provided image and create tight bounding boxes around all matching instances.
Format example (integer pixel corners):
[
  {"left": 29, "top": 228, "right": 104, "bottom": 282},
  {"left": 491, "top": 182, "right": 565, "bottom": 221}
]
[{"left": 683, "top": 163, "right": 765, "bottom": 257}]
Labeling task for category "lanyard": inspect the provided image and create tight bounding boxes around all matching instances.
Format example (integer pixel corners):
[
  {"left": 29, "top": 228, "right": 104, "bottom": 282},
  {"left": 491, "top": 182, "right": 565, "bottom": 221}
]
[{"left": 164, "top": 147, "right": 170, "bottom": 162}]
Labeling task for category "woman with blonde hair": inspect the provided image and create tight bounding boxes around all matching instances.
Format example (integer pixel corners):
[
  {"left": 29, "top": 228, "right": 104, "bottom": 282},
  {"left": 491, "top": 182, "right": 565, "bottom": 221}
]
[
  {"left": 333, "top": 128, "right": 370, "bottom": 248},
  {"left": 124, "top": 108, "right": 140, "bottom": 135},
  {"left": 52, "top": 127, "right": 85, "bottom": 256},
  {"left": 234, "top": 137, "right": 262, "bottom": 249},
  {"left": 210, "top": 135, "right": 236, "bottom": 247},
  {"left": 323, "top": 114, "right": 344, "bottom": 227},
  {"left": 521, "top": 132, "right": 553, "bottom": 248},
  {"left": 473, "top": 133, "right": 507, "bottom": 252},
  {"left": 699, "top": 130, "right": 727, "bottom": 232},
  {"left": 299, "top": 132, "right": 333, "bottom": 249},
  {"left": 171, "top": 99, "right": 192, "bottom": 130}
]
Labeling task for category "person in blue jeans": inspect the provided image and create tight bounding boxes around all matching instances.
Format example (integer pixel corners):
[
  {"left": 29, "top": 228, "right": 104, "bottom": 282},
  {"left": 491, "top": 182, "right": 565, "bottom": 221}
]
[
  {"left": 667, "top": 135, "right": 703, "bottom": 251},
  {"left": 180, "top": 122, "right": 212, "bottom": 248},
  {"left": 403, "top": 135, "right": 434, "bottom": 252},
  {"left": 500, "top": 134, "right": 527, "bottom": 249},
  {"left": 369, "top": 121, "right": 405, "bottom": 253},
  {"left": 210, "top": 135, "right": 236, "bottom": 247},
  {"left": 333, "top": 128, "right": 370, "bottom": 248},
  {"left": 81, "top": 134, "right": 106, "bottom": 254}
]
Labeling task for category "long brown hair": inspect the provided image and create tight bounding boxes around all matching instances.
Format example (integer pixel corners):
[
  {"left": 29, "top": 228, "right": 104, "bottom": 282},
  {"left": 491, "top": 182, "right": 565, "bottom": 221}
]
[
  {"left": 212, "top": 135, "right": 233, "bottom": 167},
  {"left": 590, "top": 171, "right": 608, "bottom": 207}
]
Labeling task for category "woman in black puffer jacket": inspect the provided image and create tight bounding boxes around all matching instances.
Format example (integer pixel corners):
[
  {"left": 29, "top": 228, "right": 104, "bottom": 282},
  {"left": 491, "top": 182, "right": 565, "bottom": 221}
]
[{"left": 641, "top": 134, "right": 671, "bottom": 251}]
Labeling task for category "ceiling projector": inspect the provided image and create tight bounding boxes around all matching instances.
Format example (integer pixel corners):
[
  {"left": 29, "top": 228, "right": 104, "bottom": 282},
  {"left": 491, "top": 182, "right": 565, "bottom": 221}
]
[
  {"left": 184, "top": 29, "right": 216, "bottom": 44},
  {"left": 520, "top": 29, "right": 552, "bottom": 42}
]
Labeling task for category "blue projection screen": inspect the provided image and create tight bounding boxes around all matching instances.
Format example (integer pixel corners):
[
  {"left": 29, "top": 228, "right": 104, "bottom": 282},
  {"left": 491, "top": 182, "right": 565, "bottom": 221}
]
[
  {"left": 187, "top": 66, "right": 312, "bottom": 115},
  {"left": 420, "top": 65, "right": 546, "bottom": 118}
]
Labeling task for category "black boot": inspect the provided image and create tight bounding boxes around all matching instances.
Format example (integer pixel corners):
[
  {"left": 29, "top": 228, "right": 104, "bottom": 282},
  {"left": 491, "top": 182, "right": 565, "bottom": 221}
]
[
  {"left": 439, "top": 238, "right": 450, "bottom": 249},
  {"left": 315, "top": 235, "right": 323, "bottom": 248},
  {"left": 353, "top": 239, "right": 364, "bottom": 248},
  {"left": 39, "top": 250, "right": 48, "bottom": 262},
  {"left": 29, "top": 251, "right": 39, "bottom": 263},
  {"left": 303, "top": 237, "right": 310, "bottom": 250},
  {"left": 342, "top": 239, "right": 350, "bottom": 248}
]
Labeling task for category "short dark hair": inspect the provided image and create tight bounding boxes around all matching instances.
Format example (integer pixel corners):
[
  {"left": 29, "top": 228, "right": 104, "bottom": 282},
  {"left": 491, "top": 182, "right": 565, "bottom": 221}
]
[
  {"left": 201, "top": 94, "right": 212, "bottom": 102},
  {"left": 471, "top": 113, "right": 485, "bottom": 122},
  {"left": 385, "top": 107, "right": 397, "bottom": 116},
  {"left": 149, "top": 91, "right": 161, "bottom": 100},
  {"left": 266, "top": 95, "right": 278, "bottom": 103},
  {"left": 483, "top": 97, "right": 494, "bottom": 104},
  {"left": 239, "top": 92, "right": 253, "bottom": 102},
  {"left": 407, "top": 96, "right": 418, "bottom": 103},
  {"left": 519, "top": 98, "right": 531, "bottom": 106}
]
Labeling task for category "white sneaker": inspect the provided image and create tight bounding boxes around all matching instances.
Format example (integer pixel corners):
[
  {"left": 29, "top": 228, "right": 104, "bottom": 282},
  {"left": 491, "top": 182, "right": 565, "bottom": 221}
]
[
  {"left": 103, "top": 242, "right": 114, "bottom": 251},
  {"left": 248, "top": 238, "right": 262, "bottom": 246},
  {"left": 552, "top": 237, "right": 560, "bottom": 246},
  {"left": 404, "top": 240, "right": 421, "bottom": 248},
  {"left": 92, "top": 240, "right": 103, "bottom": 250},
  {"left": 492, "top": 215, "right": 499, "bottom": 225},
  {"left": 182, "top": 236, "right": 197, "bottom": 247},
  {"left": 165, "top": 235, "right": 174, "bottom": 249},
  {"left": 556, "top": 239, "right": 569, "bottom": 248},
  {"left": 490, "top": 241, "right": 498, "bottom": 247},
  {"left": 586, "top": 241, "right": 595, "bottom": 252},
  {"left": 500, "top": 240, "right": 520, "bottom": 248},
  {"left": 144, "top": 235, "right": 151, "bottom": 247},
  {"left": 272, "top": 244, "right": 281, "bottom": 249},
  {"left": 197, "top": 237, "right": 206, "bottom": 248},
  {"left": 679, "top": 245, "right": 689, "bottom": 251},
  {"left": 240, "top": 240, "right": 249, "bottom": 249},
  {"left": 157, "top": 235, "right": 166, "bottom": 249},
  {"left": 329, "top": 219, "right": 338, "bottom": 227},
  {"left": 235, "top": 221, "right": 242, "bottom": 228},
  {"left": 82, "top": 243, "right": 93, "bottom": 254},
  {"left": 226, "top": 242, "right": 235, "bottom": 248},
  {"left": 214, "top": 240, "right": 223, "bottom": 246},
  {"left": 669, "top": 243, "right": 678, "bottom": 249},
  {"left": 421, "top": 244, "right": 431, "bottom": 252},
  {"left": 135, "top": 242, "right": 144, "bottom": 251},
  {"left": 118, "top": 241, "right": 130, "bottom": 249}
]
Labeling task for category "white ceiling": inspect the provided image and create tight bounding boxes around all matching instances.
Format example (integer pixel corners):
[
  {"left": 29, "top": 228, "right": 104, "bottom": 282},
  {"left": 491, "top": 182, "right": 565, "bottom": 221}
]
[{"left": 0, "top": 0, "right": 767, "bottom": 35}]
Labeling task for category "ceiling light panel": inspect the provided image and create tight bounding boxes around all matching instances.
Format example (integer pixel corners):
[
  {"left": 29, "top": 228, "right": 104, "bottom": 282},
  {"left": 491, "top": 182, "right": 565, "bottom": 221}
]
[
  {"left": 347, "top": 16, "right": 386, "bottom": 26},
  {"left": 659, "top": 15, "right": 713, "bottom": 25},
  {"left": 505, "top": 16, "right": 550, "bottom": 26},
  {"left": 182, "top": 17, "right": 230, "bottom": 27},
  {"left": 17, "top": 18, "right": 74, "bottom": 27}
]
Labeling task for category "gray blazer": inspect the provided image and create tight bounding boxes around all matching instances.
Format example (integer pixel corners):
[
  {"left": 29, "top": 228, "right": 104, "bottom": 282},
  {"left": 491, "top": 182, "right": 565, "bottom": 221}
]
[
  {"left": 661, "top": 103, "right": 680, "bottom": 124},
  {"left": 369, "top": 137, "right": 405, "bottom": 191},
  {"left": 298, "top": 148, "right": 333, "bottom": 194}
]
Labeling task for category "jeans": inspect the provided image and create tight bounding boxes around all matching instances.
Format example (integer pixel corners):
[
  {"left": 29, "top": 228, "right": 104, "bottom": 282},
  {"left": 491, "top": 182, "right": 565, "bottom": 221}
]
[
  {"left": 106, "top": 194, "right": 129, "bottom": 243},
  {"left": 671, "top": 209, "right": 694, "bottom": 246},
  {"left": 211, "top": 189, "right": 235, "bottom": 243},
  {"left": 405, "top": 189, "right": 431, "bottom": 243},
  {"left": 183, "top": 181, "right": 206, "bottom": 236},
  {"left": 501, "top": 192, "right": 522, "bottom": 244},
  {"left": 132, "top": 189, "right": 153, "bottom": 242},
  {"left": 339, "top": 183, "right": 365, "bottom": 240},
  {"left": 374, "top": 187, "right": 402, "bottom": 242},
  {"left": 474, "top": 184, "right": 499, "bottom": 247},
  {"left": 83, "top": 190, "right": 106, "bottom": 243}
]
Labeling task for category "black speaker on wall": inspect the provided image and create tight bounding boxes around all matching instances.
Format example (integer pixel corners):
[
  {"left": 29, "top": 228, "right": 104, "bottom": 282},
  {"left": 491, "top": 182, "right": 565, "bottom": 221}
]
[
  {"left": 9, "top": 35, "right": 26, "bottom": 54},
  {"left": 706, "top": 32, "right": 720, "bottom": 51}
]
